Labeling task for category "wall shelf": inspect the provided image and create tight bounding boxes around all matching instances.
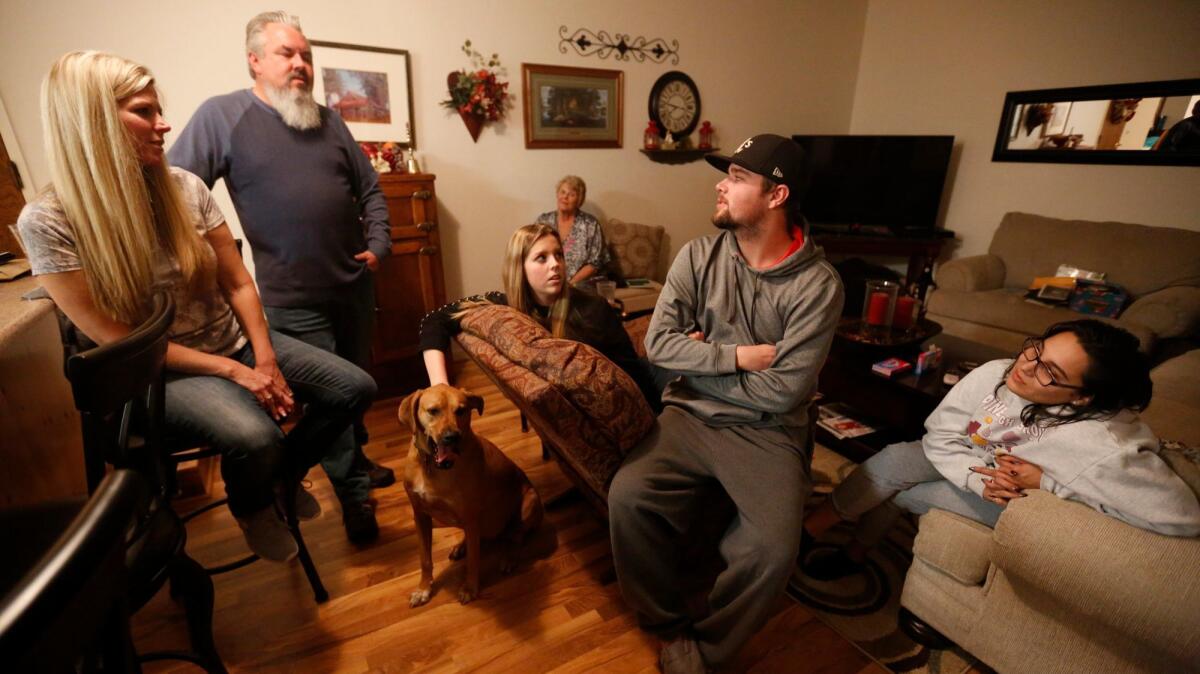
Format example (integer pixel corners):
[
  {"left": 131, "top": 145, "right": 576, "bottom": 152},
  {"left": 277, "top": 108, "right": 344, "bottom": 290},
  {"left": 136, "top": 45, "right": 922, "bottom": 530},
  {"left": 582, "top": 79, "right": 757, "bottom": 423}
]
[{"left": 639, "top": 147, "right": 718, "bottom": 164}]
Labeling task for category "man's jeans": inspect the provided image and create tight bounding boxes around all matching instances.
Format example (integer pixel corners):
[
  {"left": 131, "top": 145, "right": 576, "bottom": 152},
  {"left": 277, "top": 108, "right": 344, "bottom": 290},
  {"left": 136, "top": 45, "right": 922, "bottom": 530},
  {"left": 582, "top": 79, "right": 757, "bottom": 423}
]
[
  {"left": 163, "top": 330, "right": 376, "bottom": 517},
  {"left": 264, "top": 274, "right": 377, "bottom": 503}
]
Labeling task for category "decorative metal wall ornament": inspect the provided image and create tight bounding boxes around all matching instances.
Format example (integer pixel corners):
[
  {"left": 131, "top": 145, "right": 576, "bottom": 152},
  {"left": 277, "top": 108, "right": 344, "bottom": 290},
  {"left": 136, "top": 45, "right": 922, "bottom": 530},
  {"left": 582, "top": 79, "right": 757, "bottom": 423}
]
[{"left": 558, "top": 26, "right": 680, "bottom": 64}]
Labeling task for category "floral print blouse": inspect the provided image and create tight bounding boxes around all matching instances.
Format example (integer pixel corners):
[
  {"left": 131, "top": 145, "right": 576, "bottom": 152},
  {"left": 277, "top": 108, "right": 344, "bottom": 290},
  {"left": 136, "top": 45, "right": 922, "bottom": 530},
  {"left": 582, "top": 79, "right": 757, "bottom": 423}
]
[{"left": 535, "top": 209, "right": 610, "bottom": 280}]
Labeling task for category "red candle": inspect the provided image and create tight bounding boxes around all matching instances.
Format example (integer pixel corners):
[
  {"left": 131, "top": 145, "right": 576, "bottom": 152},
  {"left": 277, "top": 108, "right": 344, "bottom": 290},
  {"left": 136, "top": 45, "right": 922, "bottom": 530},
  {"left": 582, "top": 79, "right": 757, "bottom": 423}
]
[
  {"left": 866, "top": 292, "right": 890, "bottom": 325},
  {"left": 894, "top": 296, "right": 916, "bottom": 330}
]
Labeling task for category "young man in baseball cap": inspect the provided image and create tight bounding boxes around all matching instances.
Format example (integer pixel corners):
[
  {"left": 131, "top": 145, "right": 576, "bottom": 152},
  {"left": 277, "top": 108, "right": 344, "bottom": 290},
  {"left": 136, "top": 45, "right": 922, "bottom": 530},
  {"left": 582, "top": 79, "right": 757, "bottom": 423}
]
[{"left": 609, "top": 133, "right": 844, "bottom": 672}]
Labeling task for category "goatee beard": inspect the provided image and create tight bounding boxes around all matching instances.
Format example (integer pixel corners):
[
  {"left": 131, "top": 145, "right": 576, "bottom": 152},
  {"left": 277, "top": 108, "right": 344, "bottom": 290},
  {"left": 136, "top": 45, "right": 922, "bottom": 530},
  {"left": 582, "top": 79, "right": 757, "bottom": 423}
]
[
  {"left": 266, "top": 81, "right": 321, "bottom": 131},
  {"left": 712, "top": 210, "right": 737, "bottom": 231}
]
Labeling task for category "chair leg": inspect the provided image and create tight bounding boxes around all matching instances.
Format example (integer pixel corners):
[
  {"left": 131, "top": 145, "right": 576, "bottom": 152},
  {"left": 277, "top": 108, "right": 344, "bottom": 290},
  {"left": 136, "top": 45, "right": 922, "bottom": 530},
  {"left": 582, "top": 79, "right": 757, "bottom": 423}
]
[
  {"left": 898, "top": 607, "right": 955, "bottom": 650},
  {"left": 169, "top": 553, "right": 227, "bottom": 674},
  {"left": 282, "top": 473, "right": 329, "bottom": 603}
]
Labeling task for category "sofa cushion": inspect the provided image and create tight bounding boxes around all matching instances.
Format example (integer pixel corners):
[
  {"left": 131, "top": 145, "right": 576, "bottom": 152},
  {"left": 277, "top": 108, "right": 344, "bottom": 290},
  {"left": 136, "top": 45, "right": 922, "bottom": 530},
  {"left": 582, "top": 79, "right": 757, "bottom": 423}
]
[
  {"left": 603, "top": 219, "right": 664, "bottom": 281},
  {"left": 456, "top": 305, "right": 655, "bottom": 495},
  {"left": 927, "top": 287, "right": 1156, "bottom": 350},
  {"left": 1140, "top": 349, "right": 1200, "bottom": 445},
  {"left": 912, "top": 508, "right": 994, "bottom": 585},
  {"left": 989, "top": 212, "right": 1200, "bottom": 298}
]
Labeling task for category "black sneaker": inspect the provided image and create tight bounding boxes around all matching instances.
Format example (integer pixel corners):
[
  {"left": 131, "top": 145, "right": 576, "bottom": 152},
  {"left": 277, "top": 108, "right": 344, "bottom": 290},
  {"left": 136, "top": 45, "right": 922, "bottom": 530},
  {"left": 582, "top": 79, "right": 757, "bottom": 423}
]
[
  {"left": 342, "top": 500, "right": 379, "bottom": 544},
  {"left": 367, "top": 461, "right": 395, "bottom": 489}
]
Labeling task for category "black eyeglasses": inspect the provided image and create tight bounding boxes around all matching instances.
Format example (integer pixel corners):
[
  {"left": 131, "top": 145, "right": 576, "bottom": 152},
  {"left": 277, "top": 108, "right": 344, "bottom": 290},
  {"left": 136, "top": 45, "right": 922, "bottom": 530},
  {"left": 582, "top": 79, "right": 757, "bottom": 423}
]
[{"left": 1020, "top": 338, "right": 1086, "bottom": 390}]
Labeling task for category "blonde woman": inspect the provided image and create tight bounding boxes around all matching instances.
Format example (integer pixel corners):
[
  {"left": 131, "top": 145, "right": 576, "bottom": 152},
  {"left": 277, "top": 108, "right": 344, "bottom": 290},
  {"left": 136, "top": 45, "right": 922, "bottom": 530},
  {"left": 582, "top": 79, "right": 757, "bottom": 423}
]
[
  {"left": 420, "top": 223, "right": 660, "bottom": 408},
  {"left": 17, "top": 51, "right": 379, "bottom": 561},
  {"left": 534, "top": 175, "right": 610, "bottom": 284}
]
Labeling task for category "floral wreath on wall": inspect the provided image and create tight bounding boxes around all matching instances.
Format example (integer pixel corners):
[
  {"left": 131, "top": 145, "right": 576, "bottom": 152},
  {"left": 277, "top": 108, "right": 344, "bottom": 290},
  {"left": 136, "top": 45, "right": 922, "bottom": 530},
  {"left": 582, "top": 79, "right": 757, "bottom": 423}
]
[{"left": 443, "top": 40, "right": 511, "bottom": 142}]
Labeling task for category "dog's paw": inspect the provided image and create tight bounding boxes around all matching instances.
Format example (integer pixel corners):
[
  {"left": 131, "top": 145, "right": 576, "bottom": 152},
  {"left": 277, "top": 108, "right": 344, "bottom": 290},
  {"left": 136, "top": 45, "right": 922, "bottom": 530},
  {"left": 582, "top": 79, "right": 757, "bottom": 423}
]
[
  {"left": 449, "top": 542, "right": 467, "bottom": 560},
  {"left": 457, "top": 586, "right": 476, "bottom": 605},
  {"left": 409, "top": 588, "right": 432, "bottom": 608}
]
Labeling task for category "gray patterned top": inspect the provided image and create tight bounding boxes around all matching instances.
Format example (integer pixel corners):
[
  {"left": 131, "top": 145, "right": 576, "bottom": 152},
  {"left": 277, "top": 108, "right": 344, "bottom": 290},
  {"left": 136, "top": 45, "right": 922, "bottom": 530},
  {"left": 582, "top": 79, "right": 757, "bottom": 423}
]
[
  {"left": 17, "top": 168, "right": 246, "bottom": 356},
  {"left": 534, "top": 209, "right": 610, "bottom": 280}
]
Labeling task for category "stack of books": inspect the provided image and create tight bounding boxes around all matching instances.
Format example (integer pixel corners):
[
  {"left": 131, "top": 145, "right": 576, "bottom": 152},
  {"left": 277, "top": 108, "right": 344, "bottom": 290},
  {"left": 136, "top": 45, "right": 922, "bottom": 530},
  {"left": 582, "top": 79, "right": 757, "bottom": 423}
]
[{"left": 817, "top": 402, "right": 877, "bottom": 440}]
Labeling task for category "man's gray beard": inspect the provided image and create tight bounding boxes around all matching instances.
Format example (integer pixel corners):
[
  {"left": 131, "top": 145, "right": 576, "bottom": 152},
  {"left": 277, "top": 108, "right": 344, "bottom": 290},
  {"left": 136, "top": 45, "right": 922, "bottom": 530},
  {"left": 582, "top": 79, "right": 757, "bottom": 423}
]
[{"left": 265, "top": 82, "right": 321, "bottom": 131}]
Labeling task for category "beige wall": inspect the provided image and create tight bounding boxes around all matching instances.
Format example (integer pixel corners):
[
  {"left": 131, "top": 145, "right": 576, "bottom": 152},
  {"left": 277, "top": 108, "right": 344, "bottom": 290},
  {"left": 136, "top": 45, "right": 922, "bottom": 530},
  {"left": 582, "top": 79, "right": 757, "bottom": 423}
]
[
  {"left": 0, "top": 0, "right": 868, "bottom": 298},
  {"left": 850, "top": 0, "right": 1200, "bottom": 259}
]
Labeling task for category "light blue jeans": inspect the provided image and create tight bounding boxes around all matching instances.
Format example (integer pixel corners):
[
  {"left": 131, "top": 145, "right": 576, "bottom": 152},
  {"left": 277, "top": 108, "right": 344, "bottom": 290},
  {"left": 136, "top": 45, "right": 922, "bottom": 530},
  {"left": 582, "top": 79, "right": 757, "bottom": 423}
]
[
  {"left": 264, "top": 274, "right": 377, "bottom": 504},
  {"left": 163, "top": 330, "right": 376, "bottom": 517},
  {"left": 829, "top": 440, "right": 1004, "bottom": 547}
]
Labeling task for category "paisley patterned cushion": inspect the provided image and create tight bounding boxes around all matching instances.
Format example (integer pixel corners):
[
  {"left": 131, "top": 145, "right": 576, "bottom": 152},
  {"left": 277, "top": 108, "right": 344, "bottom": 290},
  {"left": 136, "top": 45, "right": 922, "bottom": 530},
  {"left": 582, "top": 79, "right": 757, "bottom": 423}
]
[
  {"left": 456, "top": 305, "right": 655, "bottom": 496},
  {"left": 603, "top": 218, "right": 664, "bottom": 281}
]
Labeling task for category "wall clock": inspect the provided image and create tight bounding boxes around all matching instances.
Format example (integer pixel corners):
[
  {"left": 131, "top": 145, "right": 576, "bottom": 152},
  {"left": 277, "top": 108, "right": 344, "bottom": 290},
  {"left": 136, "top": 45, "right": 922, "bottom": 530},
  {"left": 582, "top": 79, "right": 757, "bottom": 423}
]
[{"left": 648, "top": 71, "right": 701, "bottom": 139}]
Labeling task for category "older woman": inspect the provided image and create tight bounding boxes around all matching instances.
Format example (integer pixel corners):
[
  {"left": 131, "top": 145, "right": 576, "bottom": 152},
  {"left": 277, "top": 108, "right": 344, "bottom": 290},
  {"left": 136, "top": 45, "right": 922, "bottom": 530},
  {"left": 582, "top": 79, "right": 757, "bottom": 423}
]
[
  {"left": 18, "top": 51, "right": 380, "bottom": 561},
  {"left": 534, "top": 175, "right": 610, "bottom": 284}
]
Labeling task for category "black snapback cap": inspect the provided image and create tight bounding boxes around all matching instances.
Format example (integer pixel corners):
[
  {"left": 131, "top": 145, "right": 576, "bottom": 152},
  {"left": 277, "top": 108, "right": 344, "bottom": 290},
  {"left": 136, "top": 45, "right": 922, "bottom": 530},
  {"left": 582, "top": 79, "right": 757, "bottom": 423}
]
[{"left": 705, "top": 134, "right": 807, "bottom": 192}]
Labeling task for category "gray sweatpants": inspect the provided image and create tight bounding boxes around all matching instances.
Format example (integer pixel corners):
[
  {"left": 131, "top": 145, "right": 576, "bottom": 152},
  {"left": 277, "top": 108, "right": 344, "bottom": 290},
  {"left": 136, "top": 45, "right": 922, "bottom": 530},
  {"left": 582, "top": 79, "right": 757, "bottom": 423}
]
[
  {"left": 608, "top": 406, "right": 812, "bottom": 667},
  {"left": 830, "top": 440, "right": 1004, "bottom": 548}
]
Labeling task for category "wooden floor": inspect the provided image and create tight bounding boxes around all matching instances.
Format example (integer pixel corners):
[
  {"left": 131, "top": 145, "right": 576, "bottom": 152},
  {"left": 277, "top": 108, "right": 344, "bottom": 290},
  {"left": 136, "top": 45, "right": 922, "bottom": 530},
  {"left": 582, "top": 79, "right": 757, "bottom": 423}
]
[{"left": 135, "top": 361, "right": 887, "bottom": 673}]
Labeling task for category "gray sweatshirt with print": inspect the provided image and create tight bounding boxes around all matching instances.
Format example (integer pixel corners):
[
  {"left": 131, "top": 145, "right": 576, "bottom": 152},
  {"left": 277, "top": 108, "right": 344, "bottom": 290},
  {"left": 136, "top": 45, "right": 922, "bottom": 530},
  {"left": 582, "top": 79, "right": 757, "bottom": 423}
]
[
  {"left": 645, "top": 227, "right": 844, "bottom": 429},
  {"left": 923, "top": 359, "right": 1200, "bottom": 537}
]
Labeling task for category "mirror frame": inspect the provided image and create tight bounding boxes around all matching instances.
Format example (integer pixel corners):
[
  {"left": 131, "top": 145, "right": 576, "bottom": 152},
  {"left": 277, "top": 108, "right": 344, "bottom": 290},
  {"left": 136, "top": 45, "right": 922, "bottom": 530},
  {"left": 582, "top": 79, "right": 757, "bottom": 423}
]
[{"left": 992, "top": 78, "right": 1200, "bottom": 166}]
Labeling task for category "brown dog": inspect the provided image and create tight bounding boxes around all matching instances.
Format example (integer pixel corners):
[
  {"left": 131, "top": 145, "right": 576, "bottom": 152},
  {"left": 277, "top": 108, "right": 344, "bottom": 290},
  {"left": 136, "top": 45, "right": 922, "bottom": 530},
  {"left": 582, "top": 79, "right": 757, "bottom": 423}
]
[{"left": 398, "top": 384, "right": 543, "bottom": 606}]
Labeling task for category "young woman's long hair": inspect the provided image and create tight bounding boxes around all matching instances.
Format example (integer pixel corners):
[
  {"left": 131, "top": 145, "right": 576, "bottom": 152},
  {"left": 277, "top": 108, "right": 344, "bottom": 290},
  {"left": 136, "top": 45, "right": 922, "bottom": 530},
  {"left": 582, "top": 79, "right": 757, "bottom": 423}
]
[
  {"left": 41, "top": 51, "right": 214, "bottom": 324},
  {"left": 996, "top": 319, "right": 1153, "bottom": 429},
  {"left": 501, "top": 224, "right": 570, "bottom": 337}
]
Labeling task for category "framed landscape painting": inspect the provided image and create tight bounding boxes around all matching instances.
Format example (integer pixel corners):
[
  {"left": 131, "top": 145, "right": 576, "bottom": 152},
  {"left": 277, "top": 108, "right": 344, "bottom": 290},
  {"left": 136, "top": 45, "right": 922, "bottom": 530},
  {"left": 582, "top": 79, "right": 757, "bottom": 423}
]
[
  {"left": 310, "top": 40, "right": 415, "bottom": 147},
  {"left": 522, "top": 63, "right": 623, "bottom": 149}
]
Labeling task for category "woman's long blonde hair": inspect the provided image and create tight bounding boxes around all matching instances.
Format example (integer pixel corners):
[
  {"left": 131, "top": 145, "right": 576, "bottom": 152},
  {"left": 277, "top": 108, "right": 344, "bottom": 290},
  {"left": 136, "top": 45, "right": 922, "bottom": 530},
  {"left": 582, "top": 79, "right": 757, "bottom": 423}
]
[
  {"left": 502, "top": 224, "right": 570, "bottom": 337},
  {"left": 41, "top": 50, "right": 214, "bottom": 324}
]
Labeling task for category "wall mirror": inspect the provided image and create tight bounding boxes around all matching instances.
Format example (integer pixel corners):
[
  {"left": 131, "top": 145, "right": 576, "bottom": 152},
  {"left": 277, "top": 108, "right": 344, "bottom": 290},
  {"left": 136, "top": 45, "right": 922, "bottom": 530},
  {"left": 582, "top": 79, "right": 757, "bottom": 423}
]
[{"left": 992, "top": 78, "right": 1200, "bottom": 166}]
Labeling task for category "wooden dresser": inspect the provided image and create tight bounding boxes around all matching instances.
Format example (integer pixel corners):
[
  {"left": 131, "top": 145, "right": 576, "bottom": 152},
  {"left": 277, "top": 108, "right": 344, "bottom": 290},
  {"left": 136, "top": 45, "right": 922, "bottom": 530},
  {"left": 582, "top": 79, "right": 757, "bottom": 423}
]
[{"left": 371, "top": 173, "right": 446, "bottom": 396}]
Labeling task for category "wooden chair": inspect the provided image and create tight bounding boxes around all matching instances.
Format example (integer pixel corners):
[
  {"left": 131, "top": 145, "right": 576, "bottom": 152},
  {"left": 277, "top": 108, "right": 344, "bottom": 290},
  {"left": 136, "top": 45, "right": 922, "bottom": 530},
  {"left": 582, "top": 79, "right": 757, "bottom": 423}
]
[
  {"left": 0, "top": 469, "right": 144, "bottom": 674},
  {"left": 65, "top": 291, "right": 225, "bottom": 673}
]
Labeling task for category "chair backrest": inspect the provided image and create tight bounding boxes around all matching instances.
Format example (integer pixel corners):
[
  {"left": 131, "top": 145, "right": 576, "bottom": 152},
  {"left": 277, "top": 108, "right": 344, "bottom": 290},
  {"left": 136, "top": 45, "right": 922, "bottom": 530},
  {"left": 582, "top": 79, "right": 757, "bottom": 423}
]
[
  {"left": 66, "top": 291, "right": 174, "bottom": 493},
  {"left": 0, "top": 469, "right": 145, "bottom": 673}
]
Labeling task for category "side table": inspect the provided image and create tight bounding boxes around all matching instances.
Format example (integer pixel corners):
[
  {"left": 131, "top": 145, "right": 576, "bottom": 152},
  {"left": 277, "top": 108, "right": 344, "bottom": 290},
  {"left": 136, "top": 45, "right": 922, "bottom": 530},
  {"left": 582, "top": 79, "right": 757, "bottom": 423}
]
[{"left": 817, "top": 324, "right": 1010, "bottom": 462}]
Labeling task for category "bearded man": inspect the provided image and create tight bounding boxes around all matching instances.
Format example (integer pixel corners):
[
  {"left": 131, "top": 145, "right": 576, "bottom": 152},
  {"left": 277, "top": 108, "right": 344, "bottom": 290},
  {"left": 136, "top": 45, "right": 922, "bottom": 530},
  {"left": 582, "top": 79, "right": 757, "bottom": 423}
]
[
  {"left": 170, "top": 10, "right": 391, "bottom": 544},
  {"left": 608, "top": 134, "right": 844, "bottom": 673}
]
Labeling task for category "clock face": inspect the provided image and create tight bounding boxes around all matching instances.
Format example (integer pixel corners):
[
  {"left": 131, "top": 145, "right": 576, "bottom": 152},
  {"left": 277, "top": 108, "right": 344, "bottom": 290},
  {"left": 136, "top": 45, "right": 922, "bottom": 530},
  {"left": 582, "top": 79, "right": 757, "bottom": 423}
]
[{"left": 649, "top": 72, "right": 701, "bottom": 138}]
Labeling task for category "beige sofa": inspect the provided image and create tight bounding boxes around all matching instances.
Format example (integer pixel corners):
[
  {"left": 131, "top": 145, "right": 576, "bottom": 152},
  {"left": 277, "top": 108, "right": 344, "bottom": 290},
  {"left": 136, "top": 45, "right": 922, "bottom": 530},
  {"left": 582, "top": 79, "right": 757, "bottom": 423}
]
[
  {"left": 601, "top": 218, "right": 665, "bottom": 316},
  {"left": 900, "top": 349, "right": 1200, "bottom": 673},
  {"left": 926, "top": 212, "right": 1200, "bottom": 354}
]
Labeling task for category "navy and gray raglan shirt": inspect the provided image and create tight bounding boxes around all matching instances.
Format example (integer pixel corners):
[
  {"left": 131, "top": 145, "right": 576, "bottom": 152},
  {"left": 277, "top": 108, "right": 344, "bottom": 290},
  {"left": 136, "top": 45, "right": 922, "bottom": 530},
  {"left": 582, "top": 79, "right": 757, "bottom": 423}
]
[{"left": 168, "top": 89, "right": 390, "bottom": 307}]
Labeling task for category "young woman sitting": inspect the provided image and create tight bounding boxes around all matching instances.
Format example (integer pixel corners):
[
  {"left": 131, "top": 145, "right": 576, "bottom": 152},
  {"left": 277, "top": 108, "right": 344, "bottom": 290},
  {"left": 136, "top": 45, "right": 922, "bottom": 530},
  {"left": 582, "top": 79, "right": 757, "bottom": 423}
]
[
  {"left": 420, "top": 223, "right": 661, "bottom": 410},
  {"left": 802, "top": 319, "right": 1200, "bottom": 580},
  {"left": 18, "top": 51, "right": 378, "bottom": 561}
]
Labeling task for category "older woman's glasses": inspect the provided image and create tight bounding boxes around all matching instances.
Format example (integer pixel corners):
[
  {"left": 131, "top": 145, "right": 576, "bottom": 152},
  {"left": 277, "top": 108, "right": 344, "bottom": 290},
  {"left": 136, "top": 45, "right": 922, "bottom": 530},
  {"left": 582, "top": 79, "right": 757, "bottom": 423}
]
[{"left": 1020, "top": 338, "right": 1086, "bottom": 390}]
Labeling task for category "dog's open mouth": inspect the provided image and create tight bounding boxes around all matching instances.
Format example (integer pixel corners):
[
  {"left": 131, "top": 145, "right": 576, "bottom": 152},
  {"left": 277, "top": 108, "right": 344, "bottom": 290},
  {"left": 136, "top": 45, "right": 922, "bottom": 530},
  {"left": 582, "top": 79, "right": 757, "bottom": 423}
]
[{"left": 431, "top": 441, "right": 460, "bottom": 470}]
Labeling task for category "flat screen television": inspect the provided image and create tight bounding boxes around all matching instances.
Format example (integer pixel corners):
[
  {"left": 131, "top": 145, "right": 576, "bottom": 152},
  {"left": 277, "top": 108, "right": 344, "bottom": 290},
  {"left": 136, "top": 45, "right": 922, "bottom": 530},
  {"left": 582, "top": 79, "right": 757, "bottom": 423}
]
[{"left": 790, "top": 135, "right": 954, "bottom": 236}]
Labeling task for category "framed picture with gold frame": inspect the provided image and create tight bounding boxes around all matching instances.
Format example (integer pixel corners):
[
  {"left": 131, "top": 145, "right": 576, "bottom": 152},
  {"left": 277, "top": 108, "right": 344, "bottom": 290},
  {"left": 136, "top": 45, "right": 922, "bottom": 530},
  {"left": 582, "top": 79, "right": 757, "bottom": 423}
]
[{"left": 521, "top": 63, "right": 623, "bottom": 149}]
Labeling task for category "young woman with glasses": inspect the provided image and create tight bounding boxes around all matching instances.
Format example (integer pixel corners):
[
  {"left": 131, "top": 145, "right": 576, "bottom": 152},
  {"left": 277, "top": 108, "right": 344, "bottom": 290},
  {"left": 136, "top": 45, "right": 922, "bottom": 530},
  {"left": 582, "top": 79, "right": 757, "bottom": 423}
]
[{"left": 800, "top": 319, "right": 1200, "bottom": 580}]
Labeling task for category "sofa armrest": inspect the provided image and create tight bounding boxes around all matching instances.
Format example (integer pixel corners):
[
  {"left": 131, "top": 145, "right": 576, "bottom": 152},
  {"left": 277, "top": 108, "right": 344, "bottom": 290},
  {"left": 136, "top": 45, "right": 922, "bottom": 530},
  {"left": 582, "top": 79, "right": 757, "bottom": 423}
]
[
  {"left": 1120, "top": 286, "right": 1200, "bottom": 340},
  {"left": 934, "top": 254, "right": 1006, "bottom": 292},
  {"left": 991, "top": 491, "right": 1200, "bottom": 660},
  {"left": 912, "top": 509, "right": 994, "bottom": 585}
]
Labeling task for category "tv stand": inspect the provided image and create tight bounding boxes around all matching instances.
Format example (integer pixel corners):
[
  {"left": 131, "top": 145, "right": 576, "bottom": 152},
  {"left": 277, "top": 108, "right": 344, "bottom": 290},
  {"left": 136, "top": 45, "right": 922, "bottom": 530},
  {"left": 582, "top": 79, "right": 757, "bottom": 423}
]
[{"left": 810, "top": 231, "right": 954, "bottom": 302}]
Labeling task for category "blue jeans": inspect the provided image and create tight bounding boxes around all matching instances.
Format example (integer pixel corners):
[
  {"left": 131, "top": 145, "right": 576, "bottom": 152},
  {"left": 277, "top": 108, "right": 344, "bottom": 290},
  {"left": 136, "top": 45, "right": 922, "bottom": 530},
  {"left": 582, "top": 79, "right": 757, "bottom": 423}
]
[
  {"left": 264, "top": 275, "right": 377, "bottom": 503},
  {"left": 829, "top": 440, "right": 1004, "bottom": 547},
  {"left": 163, "top": 330, "right": 376, "bottom": 517}
]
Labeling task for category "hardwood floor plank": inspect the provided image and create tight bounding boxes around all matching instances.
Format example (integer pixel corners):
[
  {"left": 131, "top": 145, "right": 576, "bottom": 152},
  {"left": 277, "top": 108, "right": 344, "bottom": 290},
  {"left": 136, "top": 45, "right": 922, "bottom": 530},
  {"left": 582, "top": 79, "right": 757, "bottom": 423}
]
[{"left": 133, "top": 361, "right": 883, "bottom": 673}]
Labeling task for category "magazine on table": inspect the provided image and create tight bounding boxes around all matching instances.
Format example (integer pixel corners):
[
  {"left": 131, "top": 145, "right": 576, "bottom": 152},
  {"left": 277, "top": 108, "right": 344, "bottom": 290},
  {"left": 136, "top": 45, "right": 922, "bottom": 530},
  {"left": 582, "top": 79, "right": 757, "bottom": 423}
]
[{"left": 817, "top": 402, "right": 877, "bottom": 439}]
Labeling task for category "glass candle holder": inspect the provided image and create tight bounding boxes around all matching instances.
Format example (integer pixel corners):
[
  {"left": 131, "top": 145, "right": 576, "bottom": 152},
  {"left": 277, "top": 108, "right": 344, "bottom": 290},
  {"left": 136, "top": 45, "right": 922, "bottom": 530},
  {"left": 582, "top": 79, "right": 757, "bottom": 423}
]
[
  {"left": 862, "top": 280, "right": 900, "bottom": 332},
  {"left": 893, "top": 295, "right": 918, "bottom": 331}
]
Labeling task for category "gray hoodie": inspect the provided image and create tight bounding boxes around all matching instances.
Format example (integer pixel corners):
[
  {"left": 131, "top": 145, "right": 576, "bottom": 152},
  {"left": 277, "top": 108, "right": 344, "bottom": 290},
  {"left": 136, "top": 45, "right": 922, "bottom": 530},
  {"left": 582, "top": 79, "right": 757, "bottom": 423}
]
[
  {"left": 924, "top": 359, "right": 1200, "bottom": 537},
  {"left": 645, "top": 227, "right": 844, "bottom": 429}
]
